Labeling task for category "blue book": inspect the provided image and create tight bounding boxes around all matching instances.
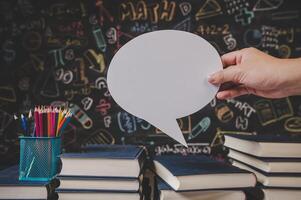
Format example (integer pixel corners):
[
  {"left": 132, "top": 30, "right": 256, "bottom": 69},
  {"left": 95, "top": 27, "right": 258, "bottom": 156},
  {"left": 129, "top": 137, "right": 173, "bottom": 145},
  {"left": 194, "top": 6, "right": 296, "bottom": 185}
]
[
  {"left": 156, "top": 177, "right": 246, "bottom": 200},
  {"left": 228, "top": 148, "right": 301, "bottom": 173},
  {"left": 59, "top": 144, "right": 146, "bottom": 178},
  {"left": 0, "top": 165, "right": 58, "bottom": 199},
  {"left": 225, "top": 134, "right": 301, "bottom": 143},
  {"left": 56, "top": 170, "right": 151, "bottom": 200},
  {"left": 56, "top": 189, "right": 143, "bottom": 200},
  {"left": 262, "top": 188, "right": 301, "bottom": 200},
  {"left": 153, "top": 155, "right": 256, "bottom": 191},
  {"left": 56, "top": 173, "right": 144, "bottom": 191},
  {"left": 254, "top": 184, "right": 301, "bottom": 199},
  {"left": 224, "top": 134, "right": 301, "bottom": 157},
  {"left": 232, "top": 160, "right": 301, "bottom": 188}
]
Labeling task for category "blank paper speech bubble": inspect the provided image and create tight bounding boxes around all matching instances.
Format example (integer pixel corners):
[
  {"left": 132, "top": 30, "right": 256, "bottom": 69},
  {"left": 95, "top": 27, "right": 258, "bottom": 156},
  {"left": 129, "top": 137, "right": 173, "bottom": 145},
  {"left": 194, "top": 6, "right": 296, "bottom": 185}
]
[{"left": 107, "top": 30, "right": 222, "bottom": 147}]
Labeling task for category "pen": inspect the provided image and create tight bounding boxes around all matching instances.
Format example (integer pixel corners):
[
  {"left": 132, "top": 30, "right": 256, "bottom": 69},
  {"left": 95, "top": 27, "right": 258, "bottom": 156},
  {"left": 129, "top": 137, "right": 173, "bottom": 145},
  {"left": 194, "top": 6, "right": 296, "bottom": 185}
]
[{"left": 20, "top": 114, "right": 28, "bottom": 136}]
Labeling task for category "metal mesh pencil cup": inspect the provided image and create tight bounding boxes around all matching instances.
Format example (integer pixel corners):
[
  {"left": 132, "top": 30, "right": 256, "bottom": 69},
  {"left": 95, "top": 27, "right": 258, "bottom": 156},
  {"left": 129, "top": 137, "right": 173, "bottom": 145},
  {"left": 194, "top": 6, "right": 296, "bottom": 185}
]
[{"left": 19, "top": 136, "right": 61, "bottom": 181}]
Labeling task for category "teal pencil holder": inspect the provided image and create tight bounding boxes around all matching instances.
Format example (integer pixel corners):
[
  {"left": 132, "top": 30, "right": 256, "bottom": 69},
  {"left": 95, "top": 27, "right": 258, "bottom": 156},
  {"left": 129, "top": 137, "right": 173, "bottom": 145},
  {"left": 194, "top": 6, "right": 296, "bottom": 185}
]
[{"left": 19, "top": 136, "right": 61, "bottom": 181}]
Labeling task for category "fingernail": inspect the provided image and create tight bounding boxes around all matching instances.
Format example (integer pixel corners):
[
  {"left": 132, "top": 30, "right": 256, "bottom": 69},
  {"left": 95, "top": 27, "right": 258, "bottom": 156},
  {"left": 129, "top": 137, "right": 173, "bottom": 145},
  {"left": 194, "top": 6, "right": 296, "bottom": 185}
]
[
  {"left": 217, "top": 92, "right": 229, "bottom": 100},
  {"left": 216, "top": 92, "right": 223, "bottom": 99},
  {"left": 208, "top": 73, "right": 217, "bottom": 84}
]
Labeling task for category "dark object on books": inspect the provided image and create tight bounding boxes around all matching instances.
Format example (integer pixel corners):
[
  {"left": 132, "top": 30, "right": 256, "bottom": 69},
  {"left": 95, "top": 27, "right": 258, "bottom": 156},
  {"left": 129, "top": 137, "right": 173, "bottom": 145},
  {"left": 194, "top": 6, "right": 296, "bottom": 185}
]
[
  {"left": 232, "top": 160, "right": 301, "bottom": 188},
  {"left": 243, "top": 187, "right": 264, "bottom": 200},
  {"left": 228, "top": 149, "right": 301, "bottom": 173},
  {"left": 56, "top": 189, "right": 143, "bottom": 200},
  {"left": 224, "top": 134, "right": 301, "bottom": 157},
  {"left": 262, "top": 188, "right": 301, "bottom": 200},
  {"left": 57, "top": 173, "right": 143, "bottom": 191},
  {"left": 59, "top": 144, "right": 146, "bottom": 178},
  {"left": 153, "top": 155, "right": 256, "bottom": 191},
  {"left": 0, "top": 165, "right": 58, "bottom": 199},
  {"left": 157, "top": 177, "right": 246, "bottom": 200}
]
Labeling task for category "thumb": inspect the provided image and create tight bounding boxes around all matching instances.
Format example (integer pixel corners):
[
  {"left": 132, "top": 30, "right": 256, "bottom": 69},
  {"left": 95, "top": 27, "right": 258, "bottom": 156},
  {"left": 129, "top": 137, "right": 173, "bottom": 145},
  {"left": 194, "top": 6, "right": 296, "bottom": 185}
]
[{"left": 208, "top": 65, "right": 241, "bottom": 84}]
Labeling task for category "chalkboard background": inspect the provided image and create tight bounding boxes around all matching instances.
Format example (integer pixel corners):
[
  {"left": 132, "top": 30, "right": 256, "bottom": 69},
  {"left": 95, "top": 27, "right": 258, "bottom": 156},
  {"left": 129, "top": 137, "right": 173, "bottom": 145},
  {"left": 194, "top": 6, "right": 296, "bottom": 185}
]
[{"left": 1, "top": 0, "right": 301, "bottom": 167}]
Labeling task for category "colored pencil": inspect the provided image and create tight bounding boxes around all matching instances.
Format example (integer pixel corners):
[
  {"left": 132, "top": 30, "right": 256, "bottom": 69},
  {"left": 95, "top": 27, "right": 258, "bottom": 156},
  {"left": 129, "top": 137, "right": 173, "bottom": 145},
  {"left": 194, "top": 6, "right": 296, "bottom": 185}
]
[
  {"left": 39, "top": 107, "right": 44, "bottom": 137},
  {"left": 59, "top": 112, "right": 72, "bottom": 134},
  {"left": 34, "top": 107, "right": 39, "bottom": 137},
  {"left": 25, "top": 105, "right": 73, "bottom": 138},
  {"left": 47, "top": 107, "right": 51, "bottom": 137}
]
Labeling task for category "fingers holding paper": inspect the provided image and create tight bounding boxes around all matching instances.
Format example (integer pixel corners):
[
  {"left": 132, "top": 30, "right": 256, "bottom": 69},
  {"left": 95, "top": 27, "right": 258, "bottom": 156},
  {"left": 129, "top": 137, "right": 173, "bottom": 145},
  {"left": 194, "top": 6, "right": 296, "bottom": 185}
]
[{"left": 208, "top": 47, "right": 301, "bottom": 99}]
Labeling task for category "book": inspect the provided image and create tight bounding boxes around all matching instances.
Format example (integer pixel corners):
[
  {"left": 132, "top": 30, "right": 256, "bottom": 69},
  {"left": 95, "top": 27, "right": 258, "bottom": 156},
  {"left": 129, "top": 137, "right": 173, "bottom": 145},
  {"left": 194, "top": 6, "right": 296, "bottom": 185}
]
[
  {"left": 228, "top": 148, "right": 301, "bottom": 173},
  {"left": 153, "top": 155, "right": 256, "bottom": 191},
  {"left": 0, "top": 165, "right": 58, "bottom": 199},
  {"left": 56, "top": 189, "right": 143, "bottom": 200},
  {"left": 262, "top": 188, "right": 301, "bottom": 200},
  {"left": 56, "top": 167, "right": 154, "bottom": 200},
  {"left": 157, "top": 177, "right": 246, "bottom": 200},
  {"left": 57, "top": 173, "right": 143, "bottom": 191},
  {"left": 232, "top": 160, "right": 301, "bottom": 188},
  {"left": 59, "top": 144, "right": 146, "bottom": 178},
  {"left": 224, "top": 134, "right": 301, "bottom": 157}
]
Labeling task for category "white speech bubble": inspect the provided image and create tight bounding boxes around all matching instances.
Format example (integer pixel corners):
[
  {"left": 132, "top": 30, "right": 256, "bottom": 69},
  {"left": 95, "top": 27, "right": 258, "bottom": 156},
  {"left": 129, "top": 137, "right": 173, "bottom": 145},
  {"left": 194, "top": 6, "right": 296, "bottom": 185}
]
[{"left": 107, "top": 30, "right": 222, "bottom": 147}]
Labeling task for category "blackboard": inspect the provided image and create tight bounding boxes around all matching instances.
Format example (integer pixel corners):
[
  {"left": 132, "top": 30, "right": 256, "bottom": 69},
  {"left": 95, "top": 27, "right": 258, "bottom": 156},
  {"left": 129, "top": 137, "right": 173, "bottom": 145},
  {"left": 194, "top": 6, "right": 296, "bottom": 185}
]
[{"left": 1, "top": 0, "right": 301, "bottom": 166}]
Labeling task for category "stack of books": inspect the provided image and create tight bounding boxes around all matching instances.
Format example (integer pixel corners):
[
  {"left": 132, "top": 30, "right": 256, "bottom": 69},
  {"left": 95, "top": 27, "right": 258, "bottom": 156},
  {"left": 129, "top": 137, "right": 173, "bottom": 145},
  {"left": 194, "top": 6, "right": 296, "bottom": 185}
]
[
  {"left": 152, "top": 154, "right": 256, "bottom": 200},
  {"left": 56, "top": 144, "right": 147, "bottom": 200},
  {"left": 224, "top": 134, "right": 301, "bottom": 200},
  {"left": 0, "top": 165, "right": 58, "bottom": 199}
]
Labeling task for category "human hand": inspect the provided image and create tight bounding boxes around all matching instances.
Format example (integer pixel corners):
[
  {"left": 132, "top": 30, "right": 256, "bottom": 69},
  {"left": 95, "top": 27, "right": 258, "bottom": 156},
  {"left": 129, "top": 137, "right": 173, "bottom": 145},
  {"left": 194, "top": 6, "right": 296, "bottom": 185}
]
[{"left": 208, "top": 47, "right": 301, "bottom": 99}]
